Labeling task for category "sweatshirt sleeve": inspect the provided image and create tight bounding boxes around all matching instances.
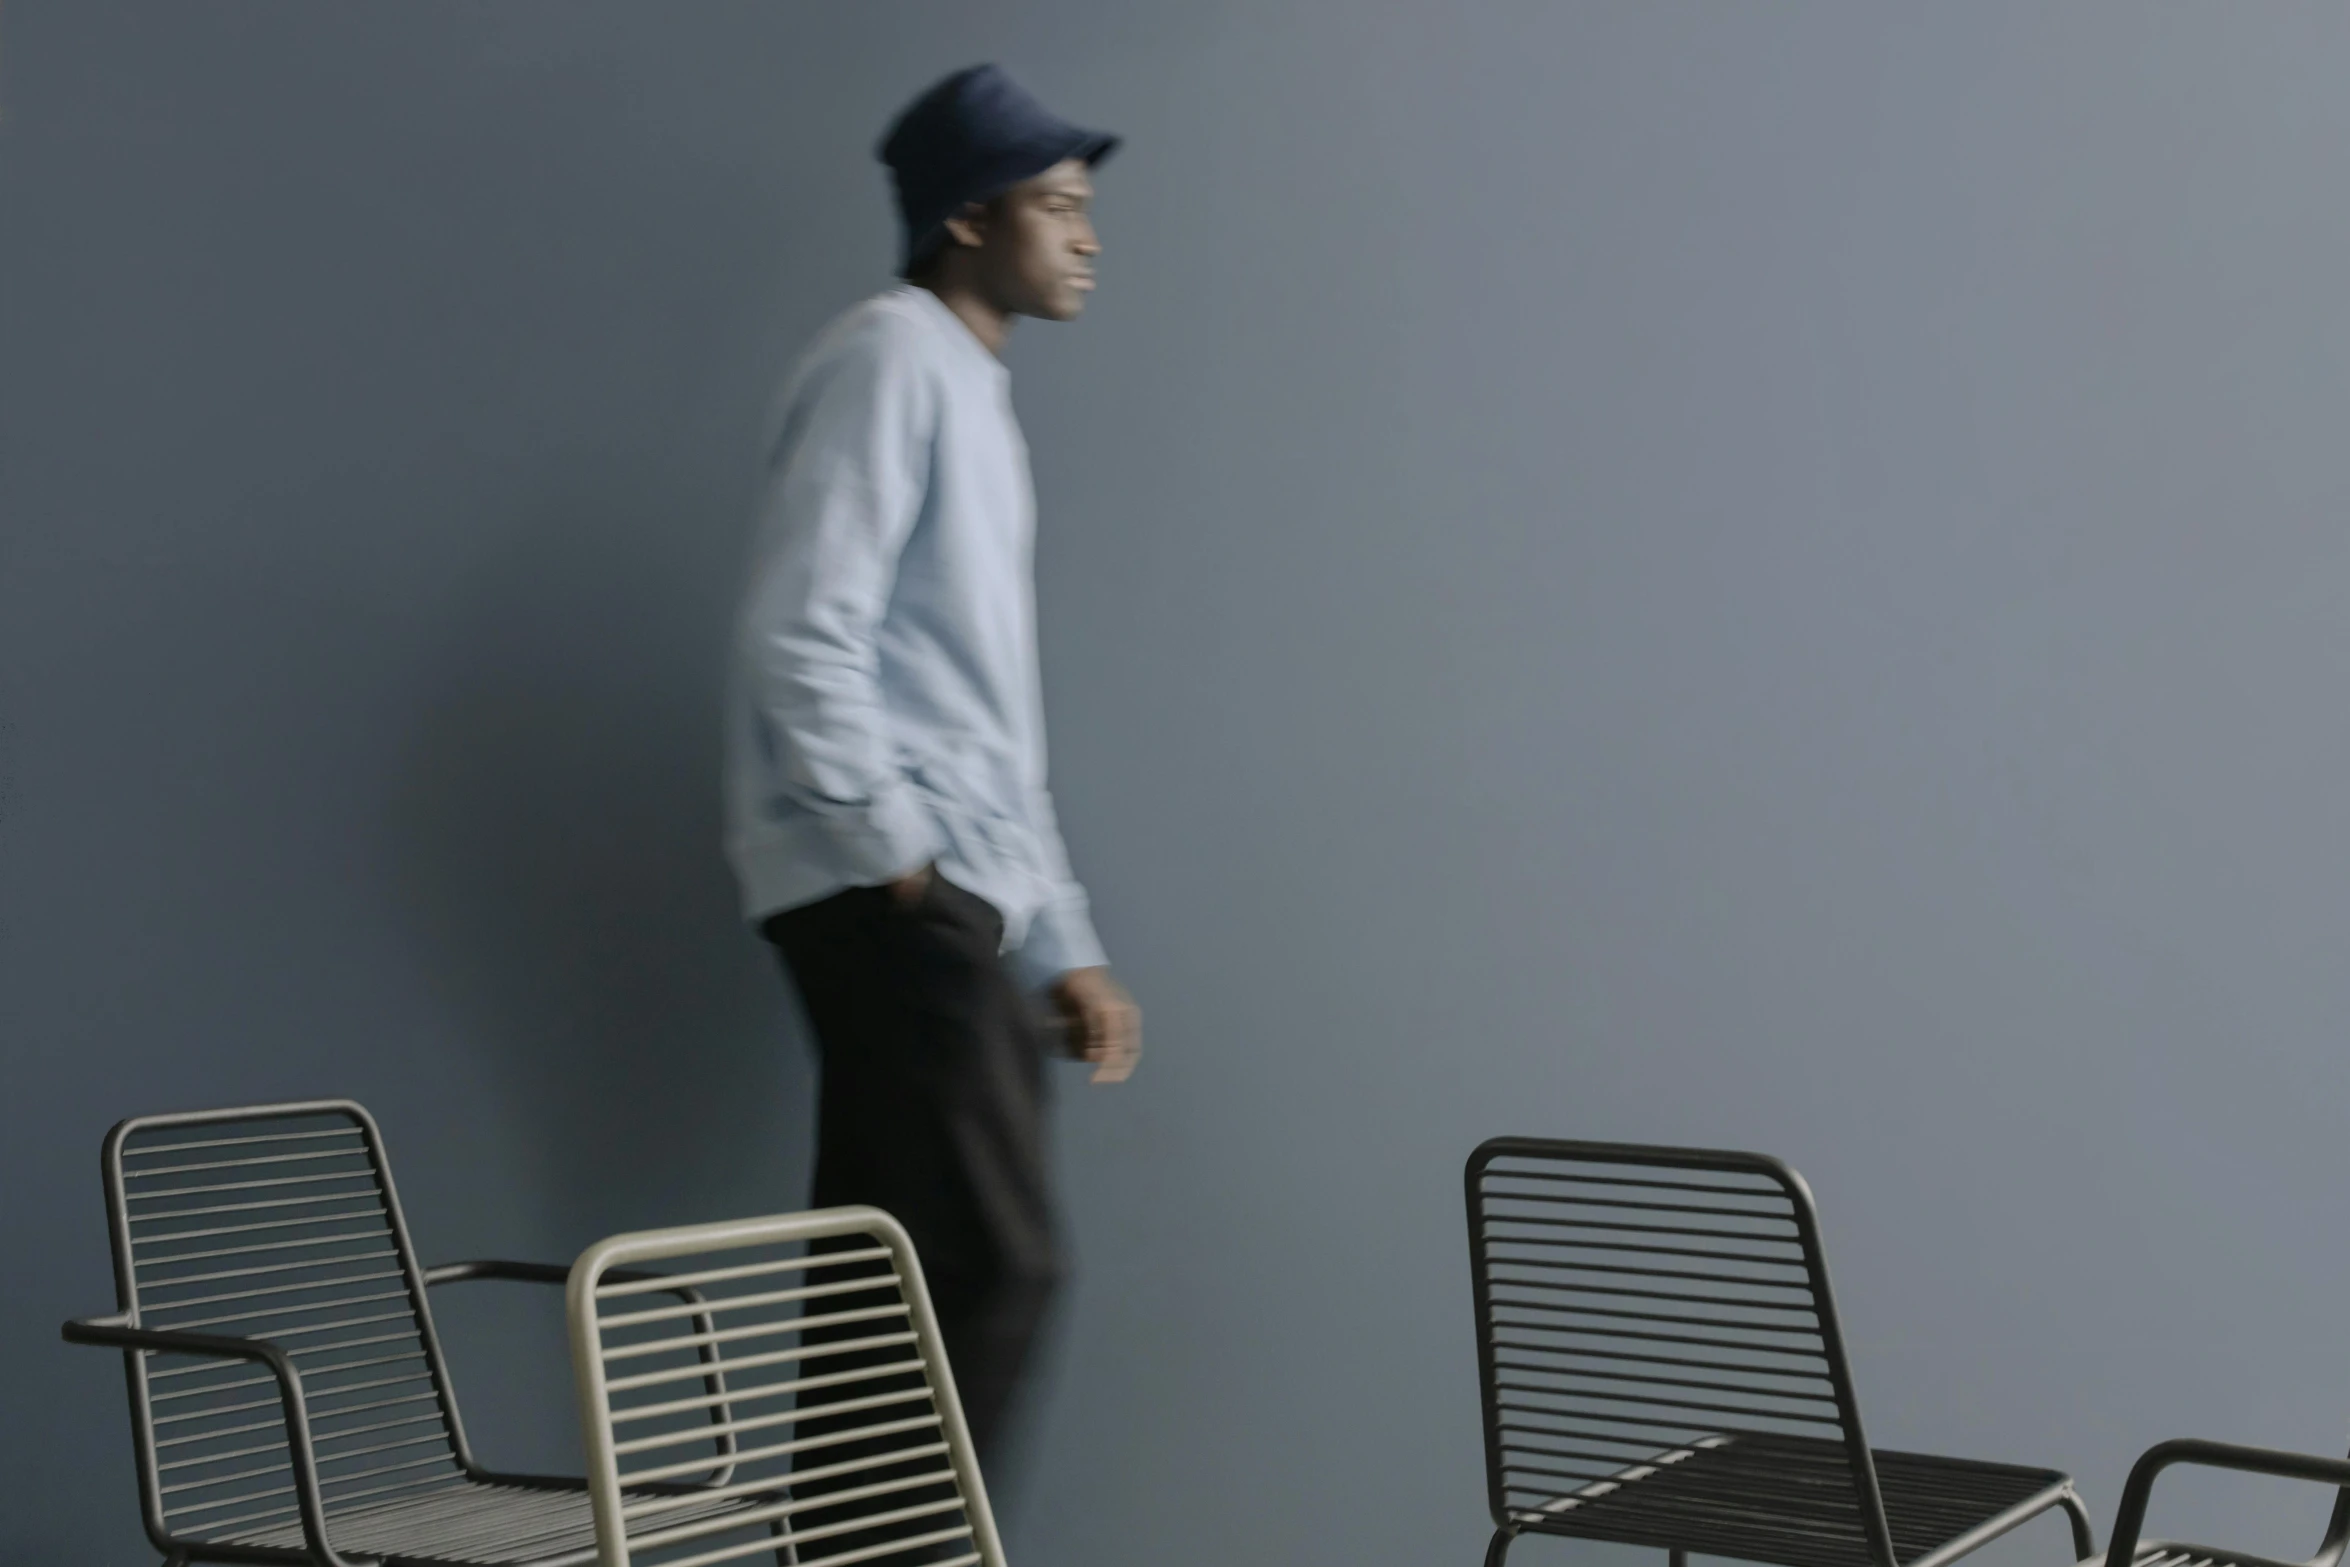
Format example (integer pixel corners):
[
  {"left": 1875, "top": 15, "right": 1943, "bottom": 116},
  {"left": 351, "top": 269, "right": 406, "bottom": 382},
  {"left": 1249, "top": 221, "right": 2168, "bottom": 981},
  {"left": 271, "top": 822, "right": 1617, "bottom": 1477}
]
[
  {"left": 736, "top": 328, "right": 946, "bottom": 886},
  {"left": 1011, "top": 782, "right": 1110, "bottom": 989}
]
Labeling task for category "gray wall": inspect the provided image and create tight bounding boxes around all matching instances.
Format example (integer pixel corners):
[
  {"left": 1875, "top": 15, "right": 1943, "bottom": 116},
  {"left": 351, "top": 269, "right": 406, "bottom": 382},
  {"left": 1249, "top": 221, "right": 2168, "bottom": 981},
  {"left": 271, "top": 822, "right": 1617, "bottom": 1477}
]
[{"left": 7, "top": 4, "right": 2350, "bottom": 1563}]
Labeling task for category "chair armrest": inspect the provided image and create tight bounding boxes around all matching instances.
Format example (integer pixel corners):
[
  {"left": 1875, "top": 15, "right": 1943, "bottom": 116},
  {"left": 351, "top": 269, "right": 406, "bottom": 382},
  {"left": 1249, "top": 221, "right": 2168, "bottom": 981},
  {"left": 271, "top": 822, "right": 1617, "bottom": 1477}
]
[
  {"left": 2105, "top": 1439, "right": 2350, "bottom": 1567},
  {"left": 424, "top": 1260, "right": 741, "bottom": 1490},
  {"left": 60, "top": 1313, "right": 355, "bottom": 1567},
  {"left": 426, "top": 1259, "right": 570, "bottom": 1287}
]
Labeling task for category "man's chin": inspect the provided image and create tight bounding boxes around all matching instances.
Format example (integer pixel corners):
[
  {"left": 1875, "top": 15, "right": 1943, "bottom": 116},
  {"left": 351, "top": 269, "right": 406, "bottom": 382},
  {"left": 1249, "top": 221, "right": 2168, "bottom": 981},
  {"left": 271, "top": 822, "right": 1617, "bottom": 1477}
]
[{"left": 1026, "top": 286, "right": 1089, "bottom": 322}]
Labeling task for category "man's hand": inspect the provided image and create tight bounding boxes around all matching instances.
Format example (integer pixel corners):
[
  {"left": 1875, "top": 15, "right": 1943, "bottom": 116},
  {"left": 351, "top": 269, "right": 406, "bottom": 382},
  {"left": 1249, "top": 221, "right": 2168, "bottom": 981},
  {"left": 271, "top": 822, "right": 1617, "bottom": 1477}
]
[
  {"left": 1050, "top": 966, "right": 1141, "bottom": 1085},
  {"left": 886, "top": 862, "right": 934, "bottom": 907}
]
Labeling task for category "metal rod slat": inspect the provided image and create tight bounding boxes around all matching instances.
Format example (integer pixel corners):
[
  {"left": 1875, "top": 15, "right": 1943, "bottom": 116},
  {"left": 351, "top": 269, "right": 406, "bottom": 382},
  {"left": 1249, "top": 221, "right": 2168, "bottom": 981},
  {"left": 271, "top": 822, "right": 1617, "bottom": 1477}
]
[
  {"left": 131, "top": 1189, "right": 396, "bottom": 1227},
  {"left": 617, "top": 1387, "right": 934, "bottom": 1484},
  {"left": 144, "top": 1337, "right": 424, "bottom": 1382},
  {"left": 156, "top": 1409, "right": 291, "bottom": 1446},
  {"left": 613, "top": 1358, "right": 928, "bottom": 1455},
  {"left": 1494, "top": 1402, "right": 1781, "bottom": 1439},
  {"left": 1484, "top": 1273, "right": 1822, "bottom": 1315},
  {"left": 595, "top": 1246, "right": 892, "bottom": 1299},
  {"left": 291, "top": 1351, "right": 433, "bottom": 1384},
  {"left": 1493, "top": 1353, "right": 1836, "bottom": 1400},
  {"left": 163, "top": 1287, "right": 414, "bottom": 1334},
  {"left": 155, "top": 1390, "right": 438, "bottom": 1450},
  {"left": 609, "top": 1331, "right": 920, "bottom": 1423},
  {"left": 632, "top": 1484, "right": 963, "bottom": 1560},
  {"left": 281, "top": 1327, "right": 430, "bottom": 1359},
  {"left": 162, "top": 1454, "right": 302, "bottom": 1496},
  {"left": 1544, "top": 1490, "right": 1860, "bottom": 1526},
  {"left": 127, "top": 1205, "right": 392, "bottom": 1249},
  {"left": 166, "top": 1477, "right": 298, "bottom": 1518},
  {"left": 310, "top": 1392, "right": 445, "bottom": 1427},
  {"left": 682, "top": 1520, "right": 970, "bottom": 1567},
  {"left": 790, "top": 1526, "right": 977, "bottom": 1567},
  {"left": 1482, "top": 1250, "right": 1817, "bottom": 1294},
  {"left": 312, "top": 1432, "right": 452, "bottom": 1472},
  {"left": 125, "top": 1169, "right": 384, "bottom": 1205},
  {"left": 1524, "top": 1474, "right": 1865, "bottom": 1518},
  {"left": 1506, "top": 1440, "right": 1676, "bottom": 1470},
  {"left": 125, "top": 1145, "right": 379, "bottom": 1181},
  {"left": 600, "top": 1272, "right": 902, "bottom": 1330},
  {"left": 1487, "top": 1309, "right": 1829, "bottom": 1355},
  {"left": 203, "top": 1305, "right": 418, "bottom": 1345},
  {"left": 192, "top": 1499, "right": 305, "bottom": 1539},
  {"left": 1491, "top": 1334, "right": 1832, "bottom": 1381},
  {"left": 602, "top": 1306, "right": 881, "bottom": 1363},
  {"left": 317, "top": 1453, "right": 460, "bottom": 1492},
  {"left": 137, "top": 1265, "right": 406, "bottom": 1315},
  {"left": 1503, "top": 1460, "right": 1616, "bottom": 1491},
  {"left": 132, "top": 1230, "right": 396, "bottom": 1272},
  {"left": 305, "top": 1371, "right": 442, "bottom": 1407},
  {"left": 1477, "top": 1188, "right": 1807, "bottom": 1224},
  {"left": 124, "top": 1128, "right": 363, "bottom": 1160},
  {"left": 1498, "top": 1424, "right": 1662, "bottom": 1455},
  {"left": 626, "top": 1439, "right": 953, "bottom": 1519},
  {"left": 601, "top": 1305, "right": 910, "bottom": 1393},
  {"left": 1496, "top": 1423, "right": 1736, "bottom": 1458},
  {"left": 150, "top": 1375, "right": 279, "bottom": 1410},
  {"left": 1498, "top": 1379, "right": 1841, "bottom": 1426},
  {"left": 1480, "top": 1167, "right": 1789, "bottom": 1200},
  {"left": 147, "top": 1357, "right": 286, "bottom": 1384},
  {"left": 389, "top": 1490, "right": 592, "bottom": 1557},
  {"left": 304, "top": 1411, "right": 452, "bottom": 1453},
  {"left": 158, "top": 1434, "right": 304, "bottom": 1474},
  {"left": 1480, "top": 1217, "right": 1814, "bottom": 1261}
]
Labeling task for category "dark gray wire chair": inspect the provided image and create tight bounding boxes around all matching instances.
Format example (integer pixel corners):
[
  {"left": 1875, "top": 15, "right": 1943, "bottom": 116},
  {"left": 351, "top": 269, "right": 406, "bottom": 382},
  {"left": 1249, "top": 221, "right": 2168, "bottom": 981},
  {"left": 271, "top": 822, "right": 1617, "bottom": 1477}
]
[
  {"left": 1467, "top": 1136, "right": 2096, "bottom": 1567},
  {"left": 60, "top": 1099, "right": 748, "bottom": 1567},
  {"left": 2094, "top": 1437, "right": 2350, "bottom": 1567}
]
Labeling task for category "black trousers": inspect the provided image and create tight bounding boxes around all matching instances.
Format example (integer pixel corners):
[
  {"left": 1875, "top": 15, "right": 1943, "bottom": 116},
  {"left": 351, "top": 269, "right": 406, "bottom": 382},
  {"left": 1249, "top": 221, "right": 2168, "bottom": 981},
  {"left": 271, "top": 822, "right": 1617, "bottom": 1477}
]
[{"left": 762, "top": 874, "right": 1062, "bottom": 1476}]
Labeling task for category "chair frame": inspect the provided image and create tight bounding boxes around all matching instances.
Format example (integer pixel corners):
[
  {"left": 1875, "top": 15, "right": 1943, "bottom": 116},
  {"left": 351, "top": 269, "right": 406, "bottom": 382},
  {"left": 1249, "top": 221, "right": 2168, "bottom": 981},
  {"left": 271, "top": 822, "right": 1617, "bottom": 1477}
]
[
  {"left": 567, "top": 1206, "right": 1006, "bottom": 1567},
  {"left": 2098, "top": 1438, "right": 2350, "bottom": 1567},
  {"left": 63, "top": 1100, "right": 733, "bottom": 1567},
  {"left": 1467, "top": 1136, "right": 2096, "bottom": 1567}
]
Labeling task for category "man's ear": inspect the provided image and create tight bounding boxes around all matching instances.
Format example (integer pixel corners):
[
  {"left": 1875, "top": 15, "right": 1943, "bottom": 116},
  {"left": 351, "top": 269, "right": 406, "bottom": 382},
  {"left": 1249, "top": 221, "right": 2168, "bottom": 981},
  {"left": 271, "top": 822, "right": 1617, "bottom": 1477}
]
[{"left": 940, "top": 201, "right": 991, "bottom": 252}]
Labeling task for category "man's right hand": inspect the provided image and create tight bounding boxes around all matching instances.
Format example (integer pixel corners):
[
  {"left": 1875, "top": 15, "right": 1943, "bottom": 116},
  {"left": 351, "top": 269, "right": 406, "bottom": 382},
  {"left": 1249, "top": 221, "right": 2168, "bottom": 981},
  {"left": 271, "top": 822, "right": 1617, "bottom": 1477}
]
[{"left": 886, "top": 862, "right": 935, "bottom": 907}]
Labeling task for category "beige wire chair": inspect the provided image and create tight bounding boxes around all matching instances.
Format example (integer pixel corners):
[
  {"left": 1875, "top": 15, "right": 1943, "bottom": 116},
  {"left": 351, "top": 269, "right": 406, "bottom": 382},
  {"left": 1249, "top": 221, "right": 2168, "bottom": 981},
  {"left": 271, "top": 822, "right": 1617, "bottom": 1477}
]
[{"left": 570, "top": 1207, "right": 1004, "bottom": 1567}]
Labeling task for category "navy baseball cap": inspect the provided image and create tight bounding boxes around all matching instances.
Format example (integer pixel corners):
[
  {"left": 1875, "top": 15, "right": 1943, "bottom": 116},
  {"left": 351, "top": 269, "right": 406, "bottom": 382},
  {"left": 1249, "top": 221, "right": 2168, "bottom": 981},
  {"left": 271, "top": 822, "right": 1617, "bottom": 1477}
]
[{"left": 878, "top": 64, "right": 1120, "bottom": 276}]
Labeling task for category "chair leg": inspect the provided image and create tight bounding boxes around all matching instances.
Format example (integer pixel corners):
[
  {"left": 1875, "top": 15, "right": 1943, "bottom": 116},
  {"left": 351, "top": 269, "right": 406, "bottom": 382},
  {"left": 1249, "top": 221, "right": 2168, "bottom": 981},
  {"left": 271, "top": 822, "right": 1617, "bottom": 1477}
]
[
  {"left": 2059, "top": 1487, "right": 2098, "bottom": 1562},
  {"left": 1485, "top": 1527, "right": 1519, "bottom": 1567}
]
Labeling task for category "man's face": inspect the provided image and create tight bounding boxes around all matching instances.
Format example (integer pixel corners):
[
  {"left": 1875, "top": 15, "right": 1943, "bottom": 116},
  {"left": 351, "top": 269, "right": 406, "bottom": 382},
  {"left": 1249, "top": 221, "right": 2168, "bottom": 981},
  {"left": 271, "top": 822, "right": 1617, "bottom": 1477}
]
[{"left": 956, "top": 159, "right": 1100, "bottom": 322}]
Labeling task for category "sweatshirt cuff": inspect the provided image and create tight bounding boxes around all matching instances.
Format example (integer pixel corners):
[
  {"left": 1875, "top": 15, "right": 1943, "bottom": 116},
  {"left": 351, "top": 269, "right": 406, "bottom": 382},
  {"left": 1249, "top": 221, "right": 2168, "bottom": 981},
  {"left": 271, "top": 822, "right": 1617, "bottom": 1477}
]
[
  {"left": 1012, "top": 897, "right": 1110, "bottom": 991},
  {"left": 829, "top": 787, "right": 946, "bottom": 886}
]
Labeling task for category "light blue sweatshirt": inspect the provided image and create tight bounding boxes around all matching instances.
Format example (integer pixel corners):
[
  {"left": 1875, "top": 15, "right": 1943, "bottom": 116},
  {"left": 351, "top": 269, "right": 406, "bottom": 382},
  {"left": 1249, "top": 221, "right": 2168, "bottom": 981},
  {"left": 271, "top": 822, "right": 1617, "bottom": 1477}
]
[{"left": 723, "top": 284, "right": 1108, "bottom": 989}]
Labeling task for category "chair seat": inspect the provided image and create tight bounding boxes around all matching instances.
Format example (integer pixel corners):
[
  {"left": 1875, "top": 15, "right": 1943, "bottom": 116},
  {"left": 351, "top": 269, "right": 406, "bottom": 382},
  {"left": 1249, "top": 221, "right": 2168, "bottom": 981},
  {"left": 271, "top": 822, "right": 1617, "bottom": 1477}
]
[
  {"left": 227, "top": 1477, "right": 769, "bottom": 1566},
  {"left": 2101, "top": 1544, "right": 2319, "bottom": 1567},
  {"left": 1511, "top": 1429, "right": 2074, "bottom": 1567}
]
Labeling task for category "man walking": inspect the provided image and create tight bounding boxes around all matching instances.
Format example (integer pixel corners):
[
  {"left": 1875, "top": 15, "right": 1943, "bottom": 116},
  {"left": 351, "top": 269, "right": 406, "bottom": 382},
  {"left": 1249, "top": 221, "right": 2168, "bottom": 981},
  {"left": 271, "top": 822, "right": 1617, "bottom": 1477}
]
[{"left": 723, "top": 62, "right": 1142, "bottom": 1485}]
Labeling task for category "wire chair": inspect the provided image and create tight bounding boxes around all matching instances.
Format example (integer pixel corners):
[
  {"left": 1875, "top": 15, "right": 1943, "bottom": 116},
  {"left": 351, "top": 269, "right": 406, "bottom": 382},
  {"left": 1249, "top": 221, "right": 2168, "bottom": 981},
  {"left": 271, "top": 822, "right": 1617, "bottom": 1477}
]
[
  {"left": 2091, "top": 1438, "right": 2350, "bottom": 1567},
  {"left": 568, "top": 1207, "right": 1002, "bottom": 1567},
  {"left": 1466, "top": 1136, "right": 2095, "bottom": 1567},
  {"left": 63, "top": 1100, "right": 752, "bottom": 1566}
]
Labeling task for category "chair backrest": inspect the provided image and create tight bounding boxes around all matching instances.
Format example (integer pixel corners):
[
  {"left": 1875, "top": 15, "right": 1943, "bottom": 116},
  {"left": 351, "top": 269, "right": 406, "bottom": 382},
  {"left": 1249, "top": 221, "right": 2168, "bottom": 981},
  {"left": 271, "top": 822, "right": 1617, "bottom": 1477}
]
[
  {"left": 102, "top": 1100, "right": 472, "bottom": 1551},
  {"left": 568, "top": 1206, "right": 1004, "bottom": 1567},
  {"left": 1466, "top": 1136, "right": 1895, "bottom": 1567}
]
